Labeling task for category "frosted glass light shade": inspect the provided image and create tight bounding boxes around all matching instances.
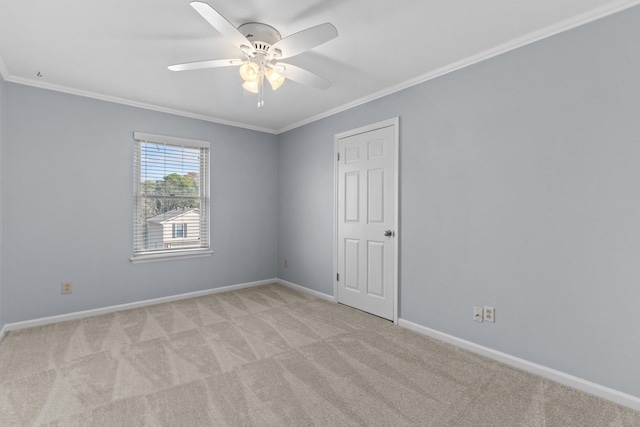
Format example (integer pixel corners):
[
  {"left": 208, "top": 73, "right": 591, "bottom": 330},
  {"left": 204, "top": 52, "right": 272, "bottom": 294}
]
[
  {"left": 242, "top": 80, "right": 259, "bottom": 94},
  {"left": 266, "top": 69, "right": 285, "bottom": 90},
  {"left": 239, "top": 62, "right": 259, "bottom": 82}
]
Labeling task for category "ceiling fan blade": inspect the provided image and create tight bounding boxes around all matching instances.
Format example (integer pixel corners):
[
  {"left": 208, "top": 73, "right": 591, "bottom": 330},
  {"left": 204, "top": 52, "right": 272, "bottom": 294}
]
[
  {"left": 271, "top": 23, "right": 338, "bottom": 59},
  {"left": 277, "top": 63, "right": 332, "bottom": 90},
  {"left": 190, "top": 1, "right": 253, "bottom": 50},
  {"left": 168, "top": 59, "right": 243, "bottom": 71}
]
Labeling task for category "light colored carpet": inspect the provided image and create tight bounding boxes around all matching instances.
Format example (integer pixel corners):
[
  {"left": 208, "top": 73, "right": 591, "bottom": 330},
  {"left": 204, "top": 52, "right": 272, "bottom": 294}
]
[{"left": 0, "top": 283, "right": 638, "bottom": 426}]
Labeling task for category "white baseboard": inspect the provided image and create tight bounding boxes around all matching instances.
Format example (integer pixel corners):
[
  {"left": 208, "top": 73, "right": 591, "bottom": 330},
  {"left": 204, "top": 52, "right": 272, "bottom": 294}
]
[
  {"left": 398, "top": 318, "right": 640, "bottom": 412},
  {"left": 4, "top": 279, "right": 277, "bottom": 333},
  {"left": 277, "top": 279, "right": 335, "bottom": 302},
  {"left": 1, "top": 278, "right": 333, "bottom": 337}
]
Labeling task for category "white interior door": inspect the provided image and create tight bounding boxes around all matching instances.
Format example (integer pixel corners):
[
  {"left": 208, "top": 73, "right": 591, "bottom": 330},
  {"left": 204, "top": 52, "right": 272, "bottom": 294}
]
[{"left": 335, "top": 119, "right": 398, "bottom": 321}]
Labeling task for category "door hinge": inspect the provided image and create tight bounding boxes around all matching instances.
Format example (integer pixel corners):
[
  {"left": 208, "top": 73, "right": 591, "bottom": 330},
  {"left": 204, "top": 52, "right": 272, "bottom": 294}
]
[
  {"left": 336, "top": 273, "right": 340, "bottom": 281},
  {"left": 337, "top": 152, "right": 340, "bottom": 161}
]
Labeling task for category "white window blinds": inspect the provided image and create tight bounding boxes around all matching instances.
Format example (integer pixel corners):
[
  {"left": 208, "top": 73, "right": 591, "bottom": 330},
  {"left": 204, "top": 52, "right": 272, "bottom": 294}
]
[{"left": 132, "top": 132, "right": 211, "bottom": 261}]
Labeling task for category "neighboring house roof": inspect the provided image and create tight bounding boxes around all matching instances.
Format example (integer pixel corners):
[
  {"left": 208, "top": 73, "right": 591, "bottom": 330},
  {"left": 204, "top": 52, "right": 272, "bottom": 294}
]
[{"left": 147, "top": 208, "right": 199, "bottom": 224}]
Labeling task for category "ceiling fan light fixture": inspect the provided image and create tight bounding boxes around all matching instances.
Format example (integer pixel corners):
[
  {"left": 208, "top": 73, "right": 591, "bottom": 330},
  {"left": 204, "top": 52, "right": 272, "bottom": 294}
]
[
  {"left": 239, "top": 61, "right": 259, "bottom": 82},
  {"left": 266, "top": 68, "right": 285, "bottom": 90},
  {"left": 242, "top": 80, "right": 259, "bottom": 94}
]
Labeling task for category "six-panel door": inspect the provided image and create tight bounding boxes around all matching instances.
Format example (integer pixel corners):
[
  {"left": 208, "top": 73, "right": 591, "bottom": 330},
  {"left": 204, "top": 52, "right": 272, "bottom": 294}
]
[{"left": 337, "top": 125, "right": 395, "bottom": 320}]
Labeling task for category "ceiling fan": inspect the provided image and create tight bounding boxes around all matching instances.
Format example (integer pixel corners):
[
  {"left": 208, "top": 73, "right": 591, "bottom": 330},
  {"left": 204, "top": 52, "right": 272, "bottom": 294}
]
[{"left": 168, "top": 1, "right": 339, "bottom": 108}]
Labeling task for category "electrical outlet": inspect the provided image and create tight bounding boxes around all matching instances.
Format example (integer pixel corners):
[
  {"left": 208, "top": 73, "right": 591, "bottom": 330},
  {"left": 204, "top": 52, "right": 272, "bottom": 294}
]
[
  {"left": 284, "top": 259, "right": 288, "bottom": 268},
  {"left": 61, "top": 282, "right": 73, "bottom": 295},
  {"left": 484, "top": 306, "right": 495, "bottom": 323},
  {"left": 473, "top": 307, "right": 484, "bottom": 322}
]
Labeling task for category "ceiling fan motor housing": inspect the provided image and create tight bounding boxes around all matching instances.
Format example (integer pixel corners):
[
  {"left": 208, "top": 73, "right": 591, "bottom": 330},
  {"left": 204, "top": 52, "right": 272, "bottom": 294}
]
[
  {"left": 239, "top": 23, "right": 281, "bottom": 45},
  {"left": 238, "top": 23, "right": 283, "bottom": 62}
]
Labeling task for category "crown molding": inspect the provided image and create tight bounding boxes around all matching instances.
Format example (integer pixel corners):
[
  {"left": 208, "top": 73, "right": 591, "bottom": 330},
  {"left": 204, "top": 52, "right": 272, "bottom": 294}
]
[
  {"left": 0, "top": 54, "right": 9, "bottom": 80},
  {"left": 4, "top": 75, "right": 278, "bottom": 134},
  {"left": 276, "top": 0, "right": 640, "bottom": 134}
]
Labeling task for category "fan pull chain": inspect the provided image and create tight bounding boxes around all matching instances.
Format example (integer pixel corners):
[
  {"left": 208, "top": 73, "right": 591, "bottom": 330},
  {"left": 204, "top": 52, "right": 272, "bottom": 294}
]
[{"left": 258, "top": 69, "right": 265, "bottom": 108}]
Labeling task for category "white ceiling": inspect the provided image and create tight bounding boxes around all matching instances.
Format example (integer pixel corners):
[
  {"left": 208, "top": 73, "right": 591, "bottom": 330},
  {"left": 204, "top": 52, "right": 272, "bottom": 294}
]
[{"left": 1, "top": 0, "right": 638, "bottom": 133}]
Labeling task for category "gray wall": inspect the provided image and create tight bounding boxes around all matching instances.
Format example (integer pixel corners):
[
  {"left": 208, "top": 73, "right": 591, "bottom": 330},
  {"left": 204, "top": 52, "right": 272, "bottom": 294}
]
[
  {"left": 278, "top": 120, "right": 336, "bottom": 292},
  {"left": 278, "top": 7, "right": 640, "bottom": 397},
  {"left": 4, "top": 84, "right": 278, "bottom": 323},
  {"left": 0, "top": 76, "right": 5, "bottom": 332}
]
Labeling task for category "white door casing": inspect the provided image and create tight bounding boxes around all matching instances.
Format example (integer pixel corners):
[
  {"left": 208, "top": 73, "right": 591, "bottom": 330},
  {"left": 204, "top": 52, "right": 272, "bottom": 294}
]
[{"left": 334, "top": 118, "right": 399, "bottom": 322}]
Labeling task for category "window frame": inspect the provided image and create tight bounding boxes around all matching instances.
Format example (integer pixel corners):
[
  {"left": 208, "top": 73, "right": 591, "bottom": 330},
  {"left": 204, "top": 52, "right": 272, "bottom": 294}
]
[
  {"left": 131, "top": 132, "right": 212, "bottom": 264},
  {"left": 172, "top": 223, "right": 187, "bottom": 238}
]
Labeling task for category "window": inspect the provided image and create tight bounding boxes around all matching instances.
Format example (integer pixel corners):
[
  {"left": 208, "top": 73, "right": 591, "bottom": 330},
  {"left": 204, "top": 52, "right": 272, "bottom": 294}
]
[
  {"left": 172, "top": 223, "right": 187, "bottom": 238},
  {"left": 132, "top": 132, "right": 211, "bottom": 262}
]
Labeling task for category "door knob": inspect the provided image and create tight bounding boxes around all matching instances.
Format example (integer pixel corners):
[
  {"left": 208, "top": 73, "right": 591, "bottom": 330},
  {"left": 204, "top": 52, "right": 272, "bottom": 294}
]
[{"left": 384, "top": 230, "right": 393, "bottom": 237}]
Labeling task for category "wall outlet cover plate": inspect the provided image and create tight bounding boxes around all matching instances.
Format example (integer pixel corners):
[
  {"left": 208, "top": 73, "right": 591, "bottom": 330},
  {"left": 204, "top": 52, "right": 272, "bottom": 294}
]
[
  {"left": 473, "top": 306, "right": 484, "bottom": 322},
  {"left": 484, "top": 306, "right": 495, "bottom": 323}
]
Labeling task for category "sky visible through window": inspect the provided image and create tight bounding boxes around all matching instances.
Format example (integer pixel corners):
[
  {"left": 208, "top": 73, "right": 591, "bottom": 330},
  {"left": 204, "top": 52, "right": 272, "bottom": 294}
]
[{"left": 140, "top": 143, "right": 200, "bottom": 182}]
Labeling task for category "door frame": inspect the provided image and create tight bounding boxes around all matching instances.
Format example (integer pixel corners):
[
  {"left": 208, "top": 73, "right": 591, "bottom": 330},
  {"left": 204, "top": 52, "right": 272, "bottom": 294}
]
[{"left": 333, "top": 117, "right": 400, "bottom": 324}]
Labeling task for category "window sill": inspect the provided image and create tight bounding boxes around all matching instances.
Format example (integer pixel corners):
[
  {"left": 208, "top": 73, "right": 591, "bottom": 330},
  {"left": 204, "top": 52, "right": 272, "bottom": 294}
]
[{"left": 130, "top": 250, "right": 213, "bottom": 264}]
